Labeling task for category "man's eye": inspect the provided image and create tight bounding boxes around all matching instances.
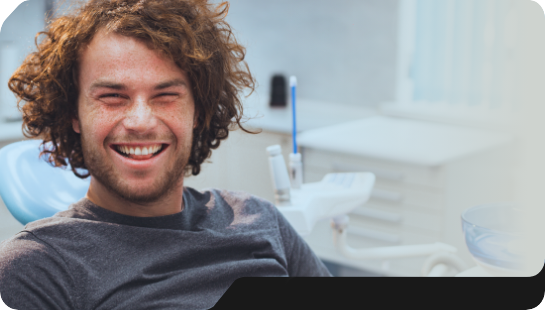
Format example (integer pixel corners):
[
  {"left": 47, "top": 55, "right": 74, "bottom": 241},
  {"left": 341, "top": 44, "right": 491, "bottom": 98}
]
[
  {"left": 154, "top": 93, "right": 179, "bottom": 102},
  {"left": 98, "top": 94, "right": 126, "bottom": 106},
  {"left": 99, "top": 94, "right": 126, "bottom": 102},
  {"left": 158, "top": 93, "right": 178, "bottom": 98}
]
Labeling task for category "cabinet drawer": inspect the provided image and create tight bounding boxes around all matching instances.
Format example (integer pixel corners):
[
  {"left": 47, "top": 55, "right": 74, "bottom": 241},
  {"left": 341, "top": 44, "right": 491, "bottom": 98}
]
[
  {"left": 369, "top": 183, "right": 444, "bottom": 210},
  {"left": 348, "top": 215, "right": 441, "bottom": 241},
  {"left": 306, "top": 219, "right": 439, "bottom": 249},
  {"left": 349, "top": 207, "right": 443, "bottom": 234},
  {"left": 346, "top": 229, "right": 440, "bottom": 250},
  {"left": 304, "top": 168, "right": 444, "bottom": 211},
  {"left": 304, "top": 220, "right": 400, "bottom": 250},
  {"left": 302, "top": 148, "right": 445, "bottom": 188}
]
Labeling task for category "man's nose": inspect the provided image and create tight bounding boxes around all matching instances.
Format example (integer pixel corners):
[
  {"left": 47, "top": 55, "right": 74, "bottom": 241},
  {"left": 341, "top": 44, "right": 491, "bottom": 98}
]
[{"left": 123, "top": 97, "right": 158, "bottom": 133}]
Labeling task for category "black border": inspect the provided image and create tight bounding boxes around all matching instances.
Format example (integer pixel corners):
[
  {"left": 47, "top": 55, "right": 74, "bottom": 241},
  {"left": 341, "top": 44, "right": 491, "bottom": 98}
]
[{"left": 212, "top": 265, "right": 545, "bottom": 309}]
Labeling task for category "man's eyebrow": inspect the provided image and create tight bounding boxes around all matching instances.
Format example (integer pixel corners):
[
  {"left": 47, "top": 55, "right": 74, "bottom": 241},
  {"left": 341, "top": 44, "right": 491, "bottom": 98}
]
[
  {"left": 90, "top": 81, "right": 127, "bottom": 91},
  {"left": 89, "top": 79, "right": 188, "bottom": 92},
  {"left": 154, "top": 79, "right": 188, "bottom": 90}
]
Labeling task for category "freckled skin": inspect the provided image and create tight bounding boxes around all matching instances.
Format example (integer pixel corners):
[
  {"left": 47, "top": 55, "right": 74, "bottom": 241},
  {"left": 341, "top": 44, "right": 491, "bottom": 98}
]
[{"left": 73, "top": 30, "right": 196, "bottom": 217}]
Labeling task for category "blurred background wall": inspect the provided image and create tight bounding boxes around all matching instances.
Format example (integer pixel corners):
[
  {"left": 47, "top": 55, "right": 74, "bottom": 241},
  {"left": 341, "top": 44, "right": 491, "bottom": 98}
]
[
  {"left": 0, "top": 0, "right": 49, "bottom": 121},
  {"left": 222, "top": 0, "right": 398, "bottom": 108}
]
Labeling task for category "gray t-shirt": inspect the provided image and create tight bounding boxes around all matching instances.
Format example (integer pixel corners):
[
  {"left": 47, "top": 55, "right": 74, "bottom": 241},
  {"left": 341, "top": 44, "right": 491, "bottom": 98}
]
[{"left": 0, "top": 187, "right": 331, "bottom": 310}]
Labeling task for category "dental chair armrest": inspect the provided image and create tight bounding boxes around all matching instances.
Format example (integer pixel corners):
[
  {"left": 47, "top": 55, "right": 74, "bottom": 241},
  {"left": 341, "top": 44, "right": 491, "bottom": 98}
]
[
  {"left": 331, "top": 216, "right": 457, "bottom": 260},
  {"left": 331, "top": 216, "right": 467, "bottom": 276}
]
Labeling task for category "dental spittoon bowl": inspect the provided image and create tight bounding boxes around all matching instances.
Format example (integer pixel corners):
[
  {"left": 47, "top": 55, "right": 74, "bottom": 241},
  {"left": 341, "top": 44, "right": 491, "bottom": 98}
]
[{"left": 461, "top": 204, "right": 525, "bottom": 271}]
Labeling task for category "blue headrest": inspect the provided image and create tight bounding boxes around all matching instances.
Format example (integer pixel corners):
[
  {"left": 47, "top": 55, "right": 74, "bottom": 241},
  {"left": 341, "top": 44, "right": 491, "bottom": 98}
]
[{"left": 0, "top": 140, "right": 90, "bottom": 225}]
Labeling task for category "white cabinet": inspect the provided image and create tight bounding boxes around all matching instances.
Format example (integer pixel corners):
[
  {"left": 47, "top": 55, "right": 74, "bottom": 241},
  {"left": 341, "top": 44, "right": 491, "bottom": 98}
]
[{"left": 298, "top": 116, "right": 514, "bottom": 276}]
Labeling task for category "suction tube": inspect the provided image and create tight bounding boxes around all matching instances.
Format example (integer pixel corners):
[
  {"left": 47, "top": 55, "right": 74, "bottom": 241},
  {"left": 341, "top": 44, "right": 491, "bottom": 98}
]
[
  {"left": 266, "top": 145, "right": 291, "bottom": 206},
  {"left": 289, "top": 153, "right": 303, "bottom": 189}
]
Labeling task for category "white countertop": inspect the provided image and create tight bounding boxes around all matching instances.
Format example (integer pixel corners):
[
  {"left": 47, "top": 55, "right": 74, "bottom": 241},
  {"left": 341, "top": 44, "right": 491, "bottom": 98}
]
[
  {"left": 297, "top": 116, "right": 514, "bottom": 167},
  {"left": 242, "top": 95, "right": 376, "bottom": 134}
]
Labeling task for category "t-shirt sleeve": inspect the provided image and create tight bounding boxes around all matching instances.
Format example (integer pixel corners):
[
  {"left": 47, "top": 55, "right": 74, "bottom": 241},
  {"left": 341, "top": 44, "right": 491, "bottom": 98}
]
[
  {"left": 0, "top": 231, "right": 77, "bottom": 310},
  {"left": 274, "top": 208, "right": 332, "bottom": 277}
]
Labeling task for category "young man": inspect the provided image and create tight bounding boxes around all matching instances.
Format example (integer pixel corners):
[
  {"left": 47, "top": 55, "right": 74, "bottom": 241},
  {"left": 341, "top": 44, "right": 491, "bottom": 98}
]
[{"left": 0, "top": 0, "right": 331, "bottom": 309}]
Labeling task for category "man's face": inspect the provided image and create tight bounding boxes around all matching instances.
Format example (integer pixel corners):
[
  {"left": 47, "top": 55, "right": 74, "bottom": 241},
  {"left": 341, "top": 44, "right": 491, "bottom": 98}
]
[{"left": 73, "top": 30, "right": 196, "bottom": 203}]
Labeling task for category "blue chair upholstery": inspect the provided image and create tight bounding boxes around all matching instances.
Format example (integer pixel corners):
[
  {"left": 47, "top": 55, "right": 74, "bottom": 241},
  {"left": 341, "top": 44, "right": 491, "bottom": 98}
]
[{"left": 0, "top": 140, "right": 90, "bottom": 225}]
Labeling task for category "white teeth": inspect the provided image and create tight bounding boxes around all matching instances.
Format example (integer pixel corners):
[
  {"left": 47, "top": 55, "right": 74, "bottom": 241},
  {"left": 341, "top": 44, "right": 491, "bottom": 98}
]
[
  {"left": 119, "top": 146, "right": 128, "bottom": 155},
  {"left": 117, "top": 145, "right": 162, "bottom": 156}
]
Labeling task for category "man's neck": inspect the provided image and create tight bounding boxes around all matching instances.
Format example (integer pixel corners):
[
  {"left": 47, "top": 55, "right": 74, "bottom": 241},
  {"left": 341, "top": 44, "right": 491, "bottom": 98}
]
[{"left": 85, "top": 178, "right": 185, "bottom": 217}]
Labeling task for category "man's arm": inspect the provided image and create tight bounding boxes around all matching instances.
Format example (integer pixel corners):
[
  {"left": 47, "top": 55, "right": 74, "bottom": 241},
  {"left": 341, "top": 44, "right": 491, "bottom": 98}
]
[
  {"left": 274, "top": 208, "right": 332, "bottom": 277},
  {"left": 0, "top": 232, "right": 77, "bottom": 310}
]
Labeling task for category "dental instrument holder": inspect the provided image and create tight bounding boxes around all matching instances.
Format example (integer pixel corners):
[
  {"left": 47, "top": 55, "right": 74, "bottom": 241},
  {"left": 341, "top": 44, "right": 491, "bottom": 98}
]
[
  {"left": 289, "top": 153, "right": 303, "bottom": 189},
  {"left": 266, "top": 145, "right": 291, "bottom": 206},
  {"left": 268, "top": 144, "right": 375, "bottom": 234},
  {"left": 267, "top": 144, "right": 468, "bottom": 276}
]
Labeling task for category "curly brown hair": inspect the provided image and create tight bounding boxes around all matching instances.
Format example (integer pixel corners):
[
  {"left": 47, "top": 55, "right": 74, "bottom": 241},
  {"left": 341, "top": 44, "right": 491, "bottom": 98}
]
[{"left": 8, "top": 0, "right": 256, "bottom": 178}]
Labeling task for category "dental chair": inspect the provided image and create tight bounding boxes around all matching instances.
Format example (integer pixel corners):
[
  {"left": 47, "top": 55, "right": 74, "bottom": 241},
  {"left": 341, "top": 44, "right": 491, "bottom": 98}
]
[{"left": 0, "top": 140, "right": 90, "bottom": 225}]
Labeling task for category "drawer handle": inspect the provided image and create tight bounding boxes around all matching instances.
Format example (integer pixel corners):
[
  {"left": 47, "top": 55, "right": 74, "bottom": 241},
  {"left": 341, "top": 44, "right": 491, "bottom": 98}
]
[
  {"left": 371, "top": 189, "right": 403, "bottom": 202},
  {"left": 332, "top": 162, "right": 404, "bottom": 181},
  {"left": 347, "top": 227, "right": 401, "bottom": 244},
  {"left": 351, "top": 208, "right": 402, "bottom": 223}
]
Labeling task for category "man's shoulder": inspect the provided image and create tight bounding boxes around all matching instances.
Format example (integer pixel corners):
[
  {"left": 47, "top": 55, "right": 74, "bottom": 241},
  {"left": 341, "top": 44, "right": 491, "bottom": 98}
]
[
  {"left": 3, "top": 204, "right": 99, "bottom": 250},
  {"left": 26, "top": 212, "right": 75, "bottom": 224},
  {"left": 197, "top": 187, "right": 275, "bottom": 209},
  {"left": 186, "top": 187, "right": 280, "bottom": 227},
  {"left": 21, "top": 198, "right": 107, "bottom": 232},
  {"left": 22, "top": 212, "right": 86, "bottom": 234},
  {"left": 0, "top": 230, "right": 63, "bottom": 270},
  {"left": 0, "top": 216, "right": 81, "bottom": 257},
  {"left": 0, "top": 231, "right": 78, "bottom": 309}
]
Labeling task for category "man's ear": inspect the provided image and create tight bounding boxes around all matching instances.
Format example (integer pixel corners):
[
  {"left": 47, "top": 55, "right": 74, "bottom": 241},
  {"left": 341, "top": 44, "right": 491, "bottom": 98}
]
[{"left": 72, "top": 118, "right": 81, "bottom": 134}]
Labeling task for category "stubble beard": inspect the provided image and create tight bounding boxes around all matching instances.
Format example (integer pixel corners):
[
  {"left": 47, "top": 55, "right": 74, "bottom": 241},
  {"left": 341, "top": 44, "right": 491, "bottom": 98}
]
[{"left": 81, "top": 132, "right": 191, "bottom": 204}]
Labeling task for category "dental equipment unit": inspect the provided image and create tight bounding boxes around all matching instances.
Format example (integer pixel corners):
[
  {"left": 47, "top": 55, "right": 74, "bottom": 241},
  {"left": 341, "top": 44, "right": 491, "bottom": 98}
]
[
  {"left": 267, "top": 77, "right": 467, "bottom": 276},
  {"left": 266, "top": 144, "right": 468, "bottom": 276}
]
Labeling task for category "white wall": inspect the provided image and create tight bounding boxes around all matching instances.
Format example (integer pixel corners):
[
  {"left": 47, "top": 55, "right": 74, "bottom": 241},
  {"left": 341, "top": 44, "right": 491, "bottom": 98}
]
[
  {"left": 220, "top": 0, "right": 399, "bottom": 107},
  {"left": 0, "top": 0, "right": 46, "bottom": 122}
]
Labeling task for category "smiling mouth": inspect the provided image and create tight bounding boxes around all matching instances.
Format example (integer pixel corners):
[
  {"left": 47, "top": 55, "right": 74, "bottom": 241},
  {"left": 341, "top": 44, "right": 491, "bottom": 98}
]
[{"left": 112, "top": 144, "right": 168, "bottom": 160}]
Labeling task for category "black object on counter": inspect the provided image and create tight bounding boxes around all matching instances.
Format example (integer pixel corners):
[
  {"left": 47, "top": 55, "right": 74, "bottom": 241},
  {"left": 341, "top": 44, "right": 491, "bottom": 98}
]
[{"left": 270, "top": 75, "right": 287, "bottom": 107}]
